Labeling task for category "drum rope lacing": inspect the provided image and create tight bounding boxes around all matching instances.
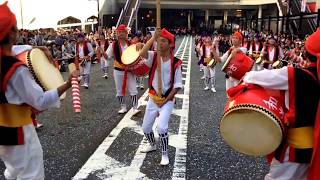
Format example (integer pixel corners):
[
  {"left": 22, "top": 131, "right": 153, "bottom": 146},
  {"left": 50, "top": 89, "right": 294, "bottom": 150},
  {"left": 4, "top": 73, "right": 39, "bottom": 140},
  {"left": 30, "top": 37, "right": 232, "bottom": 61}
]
[{"left": 27, "top": 51, "right": 46, "bottom": 91}]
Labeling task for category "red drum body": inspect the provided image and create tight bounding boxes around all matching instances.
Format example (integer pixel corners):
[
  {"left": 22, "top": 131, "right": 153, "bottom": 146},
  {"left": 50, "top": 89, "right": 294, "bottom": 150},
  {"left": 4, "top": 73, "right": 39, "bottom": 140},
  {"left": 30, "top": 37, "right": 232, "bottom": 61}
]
[
  {"left": 127, "top": 57, "right": 150, "bottom": 77},
  {"left": 221, "top": 53, "right": 254, "bottom": 80},
  {"left": 121, "top": 44, "right": 150, "bottom": 77},
  {"left": 220, "top": 84, "right": 286, "bottom": 156}
]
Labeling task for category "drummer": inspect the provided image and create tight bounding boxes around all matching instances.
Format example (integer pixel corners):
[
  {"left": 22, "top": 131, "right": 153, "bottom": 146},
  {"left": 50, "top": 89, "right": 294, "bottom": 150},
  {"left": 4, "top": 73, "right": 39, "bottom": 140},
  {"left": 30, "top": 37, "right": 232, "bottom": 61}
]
[
  {"left": 137, "top": 28, "right": 182, "bottom": 165},
  {"left": 75, "top": 33, "right": 94, "bottom": 89},
  {"left": 199, "top": 35, "right": 217, "bottom": 92},
  {"left": 249, "top": 35, "right": 263, "bottom": 71},
  {"left": 106, "top": 24, "right": 140, "bottom": 115},
  {"left": 0, "top": 2, "right": 76, "bottom": 179},
  {"left": 243, "top": 29, "right": 320, "bottom": 180},
  {"left": 96, "top": 34, "right": 109, "bottom": 79},
  {"left": 131, "top": 33, "right": 145, "bottom": 90},
  {"left": 260, "top": 37, "right": 284, "bottom": 70},
  {"left": 211, "top": 31, "right": 248, "bottom": 90}
]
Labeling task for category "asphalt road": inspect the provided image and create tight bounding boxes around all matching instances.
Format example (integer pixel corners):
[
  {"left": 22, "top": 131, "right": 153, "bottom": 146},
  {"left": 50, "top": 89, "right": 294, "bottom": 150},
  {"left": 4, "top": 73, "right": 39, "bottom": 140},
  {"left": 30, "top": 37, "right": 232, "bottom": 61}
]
[{"left": 0, "top": 36, "right": 268, "bottom": 180}]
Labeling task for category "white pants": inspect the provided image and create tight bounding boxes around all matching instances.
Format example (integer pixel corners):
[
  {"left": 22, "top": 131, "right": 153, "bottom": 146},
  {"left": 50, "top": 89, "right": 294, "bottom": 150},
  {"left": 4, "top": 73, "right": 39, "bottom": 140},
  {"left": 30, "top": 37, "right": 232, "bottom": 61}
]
[
  {"left": 225, "top": 77, "right": 239, "bottom": 91},
  {"left": 203, "top": 65, "right": 215, "bottom": 78},
  {"left": 100, "top": 58, "right": 109, "bottom": 69},
  {"left": 142, "top": 99, "right": 174, "bottom": 134},
  {"left": 256, "top": 64, "right": 264, "bottom": 71},
  {"left": 265, "top": 158, "right": 308, "bottom": 180},
  {"left": 114, "top": 69, "right": 138, "bottom": 97},
  {"left": 80, "top": 61, "right": 91, "bottom": 75},
  {"left": 0, "top": 124, "right": 44, "bottom": 180}
]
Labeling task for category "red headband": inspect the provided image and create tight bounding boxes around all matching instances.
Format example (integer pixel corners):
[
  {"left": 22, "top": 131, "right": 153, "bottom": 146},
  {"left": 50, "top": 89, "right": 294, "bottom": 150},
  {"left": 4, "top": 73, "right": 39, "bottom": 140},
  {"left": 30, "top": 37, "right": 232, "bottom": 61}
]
[
  {"left": 232, "top": 31, "right": 243, "bottom": 41},
  {"left": 160, "top": 28, "right": 175, "bottom": 48},
  {"left": 116, "top": 24, "right": 128, "bottom": 32},
  {"left": 0, "top": 1, "right": 17, "bottom": 42}
]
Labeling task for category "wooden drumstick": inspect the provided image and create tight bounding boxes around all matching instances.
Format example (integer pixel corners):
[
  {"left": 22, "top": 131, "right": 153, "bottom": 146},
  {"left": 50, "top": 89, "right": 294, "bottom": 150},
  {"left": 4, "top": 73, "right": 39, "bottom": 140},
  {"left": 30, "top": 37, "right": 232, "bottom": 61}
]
[
  {"left": 68, "top": 63, "right": 81, "bottom": 113},
  {"left": 156, "top": 0, "right": 163, "bottom": 97},
  {"left": 156, "top": 0, "right": 161, "bottom": 29}
]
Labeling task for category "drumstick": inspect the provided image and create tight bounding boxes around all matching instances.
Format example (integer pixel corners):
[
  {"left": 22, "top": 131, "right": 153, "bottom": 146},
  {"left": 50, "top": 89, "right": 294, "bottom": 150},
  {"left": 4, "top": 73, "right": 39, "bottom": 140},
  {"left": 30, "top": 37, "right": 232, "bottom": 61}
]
[
  {"left": 156, "top": 0, "right": 161, "bottom": 28},
  {"left": 68, "top": 63, "right": 81, "bottom": 113}
]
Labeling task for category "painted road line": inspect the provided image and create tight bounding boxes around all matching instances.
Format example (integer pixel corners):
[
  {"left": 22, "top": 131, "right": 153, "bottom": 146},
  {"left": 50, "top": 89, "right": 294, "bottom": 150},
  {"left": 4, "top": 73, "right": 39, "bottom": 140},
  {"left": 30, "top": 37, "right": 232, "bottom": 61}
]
[{"left": 172, "top": 37, "right": 192, "bottom": 180}]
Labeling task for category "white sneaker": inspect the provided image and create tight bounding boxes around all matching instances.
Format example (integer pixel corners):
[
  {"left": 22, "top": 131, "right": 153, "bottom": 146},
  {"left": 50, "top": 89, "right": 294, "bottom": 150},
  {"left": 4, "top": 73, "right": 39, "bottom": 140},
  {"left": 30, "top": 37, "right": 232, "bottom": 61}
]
[
  {"left": 139, "top": 84, "right": 144, "bottom": 89},
  {"left": 82, "top": 83, "right": 89, "bottom": 89},
  {"left": 102, "top": 74, "right": 106, "bottom": 78},
  {"left": 201, "top": 76, "right": 205, "bottom": 80},
  {"left": 118, "top": 105, "right": 127, "bottom": 114},
  {"left": 211, "top": 87, "right": 216, "bottom": 93},
  {"left": 36, "top": 123, "right": 43, "bottom": 129},
  {"left": 140, "top": 144, "right": 157, "bottom": 153},
  {"left": 132, "top": 109, "right": 141, "bottom": 116},
  {"left": 204, "top": 86, "right": 209, "bottom": 91},
  {"left": 104, "top": 73, "right": 108, "bottom": 79},
  {"left": 78, "top": 76, "right": 82, "bottom": 81},
  {"left": 160, "top": 152, "right": 169, "bottom": 165}
]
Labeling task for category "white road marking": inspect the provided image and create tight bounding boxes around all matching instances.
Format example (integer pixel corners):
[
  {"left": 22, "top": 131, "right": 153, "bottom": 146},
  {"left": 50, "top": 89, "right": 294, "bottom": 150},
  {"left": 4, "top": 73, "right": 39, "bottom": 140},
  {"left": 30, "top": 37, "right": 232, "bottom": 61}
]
[{"left": 172, "top": 37, "right": 192, "bottom": 180}]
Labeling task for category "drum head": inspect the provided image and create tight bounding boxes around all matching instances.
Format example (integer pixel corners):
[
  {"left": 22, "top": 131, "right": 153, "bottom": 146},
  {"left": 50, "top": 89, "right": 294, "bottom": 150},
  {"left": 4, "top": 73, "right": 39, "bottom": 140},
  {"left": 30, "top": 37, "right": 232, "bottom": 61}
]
[
  {"left": 273, "top": 61, "right": 280, "bottom": 67},
  {"left": 220, "top": 107, "right": 283, "bottom": 156},
  {"left": 121, "top": 44, "right": 140, "bottom": 65},
  {"left": 208, "top": 59, "right": 214, "bottom": 66},
  {"left": 28, "top": 48, "right": 66, "bottom": 99}
]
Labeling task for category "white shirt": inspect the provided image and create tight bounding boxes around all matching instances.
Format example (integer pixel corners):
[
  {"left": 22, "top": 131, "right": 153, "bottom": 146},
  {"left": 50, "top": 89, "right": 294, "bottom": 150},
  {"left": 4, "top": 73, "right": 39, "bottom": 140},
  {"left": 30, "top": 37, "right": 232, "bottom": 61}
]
[
  {"left": 106, "top": 42, "right": 128, "bottom": 59},
  {"left": 260, "top": 46, "right": 284, "bottom": 61},
  {"left": 220, "top": 47, "right": 247, "bottom": 63},
  {"left": 97, "top": 44, "right": 107, "bottom": 61},
  {"left": 243, "top": 67, "right": 289, "bottom": 109},
  {"left": 145, "top": 51, "right": 183, "bottom": 95},
  {"left": 5, "top": 45, "right": 61, "bottom": 111},
  {"left": 249, "top": 43, "right": 261, "bottom": 55},
  {"left": 199, "top": 45, "right": 213, "bottom": 58},
  {"left": 76, "top": 42, "right": 94, "bottom": 58}
]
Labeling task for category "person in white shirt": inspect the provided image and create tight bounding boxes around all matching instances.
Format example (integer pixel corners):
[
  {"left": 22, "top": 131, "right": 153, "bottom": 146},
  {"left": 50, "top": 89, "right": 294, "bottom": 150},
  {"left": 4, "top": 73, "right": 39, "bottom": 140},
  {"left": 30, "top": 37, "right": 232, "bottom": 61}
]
[
  {"left": 199, "top": 36, "right": 217, "bottom": 92},
  {"left": 0, "top": 3, "right": 76, "bottom": 179},
  {"left": 75, "top": 33, "right": 94, "bottom": 89},
  {"left": 138, "top": 28, "right": 183, "bottom": 165},
  {"left": 243, "top": 29, "right": 320, "bottom": 180},
  {"left": 96, "top": 34, "right": 110, "bottom": 79},
  {"left": 106, "top": 24, "right": 140, "bottom": 115},
  {"left": 212, "top": 31, "right": 247, "bottom": 91},
  {"left": 260, "top": 37, "right": 284, "bottom": 70}
]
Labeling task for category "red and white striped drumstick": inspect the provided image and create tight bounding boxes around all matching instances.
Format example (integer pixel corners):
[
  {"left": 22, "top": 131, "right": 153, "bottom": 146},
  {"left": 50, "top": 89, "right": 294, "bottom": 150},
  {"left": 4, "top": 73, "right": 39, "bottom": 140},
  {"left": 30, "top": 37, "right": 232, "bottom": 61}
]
[{"left": 68, "top": 63, "right": 81, "bottom": 113}]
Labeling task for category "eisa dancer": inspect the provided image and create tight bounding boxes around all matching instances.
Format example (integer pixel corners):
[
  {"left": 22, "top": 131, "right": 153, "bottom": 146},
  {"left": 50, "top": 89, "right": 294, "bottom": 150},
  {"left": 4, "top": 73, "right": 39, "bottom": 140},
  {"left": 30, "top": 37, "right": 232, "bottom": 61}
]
[
  {"left": 243, "top": 29, "right": 320, "bottom": 180},
  {"left": 75, "top": 33, "right": 94, "bottom": 89},
  {"left": 0, "top": 2, "right": 75, "bottom": 179},
  {"left": 137, "top": 28, "right": 183, "bottom": 165},
  {"left": 106, "top": 24, "right": 140, "bottom": 115}
]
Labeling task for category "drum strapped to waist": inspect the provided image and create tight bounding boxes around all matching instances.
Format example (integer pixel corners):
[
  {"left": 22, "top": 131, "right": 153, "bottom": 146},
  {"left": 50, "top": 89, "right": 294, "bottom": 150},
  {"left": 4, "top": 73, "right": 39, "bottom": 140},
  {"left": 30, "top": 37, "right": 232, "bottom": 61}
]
[
  {"left": 208, "top": 59, "right": 217, "bottom": 68},
  {"left": 272, "top": 60, "right": 283, "bottom": 69},
  {"left": 221, "top": 52, "right": 254, "bottom": 80},
  {"left": 16, "top": 48, "right": 66, "bottom": 99},
  {"left": 255, "top": 56, "right": 264, "bottom": 64},
  {"left": 121, "top": 44, "right": 150, "bottom": 76},
  {"left": 204, "top": 57, "right": 211, "bottom": 64},
  {"left": 220, "top": 84, "right": 286, "bottom": 156},
  {"left": 251, "top": 52, "right": 260, "bottom": 60}
]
